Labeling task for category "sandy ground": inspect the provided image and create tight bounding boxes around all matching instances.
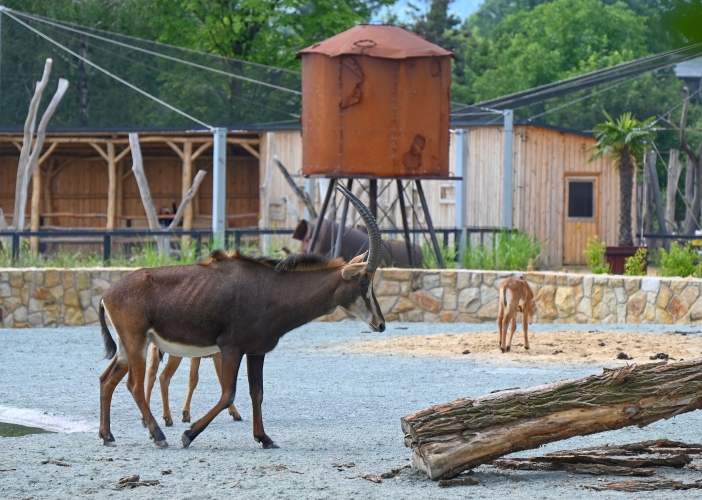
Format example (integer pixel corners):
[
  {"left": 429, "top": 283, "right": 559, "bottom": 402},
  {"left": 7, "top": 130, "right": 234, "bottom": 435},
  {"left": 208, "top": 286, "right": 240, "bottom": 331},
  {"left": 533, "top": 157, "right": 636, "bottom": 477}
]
[
  {"left": 336, "top": 329, "right": 702, "bottom": 365},
  {"left": 2, "top": 322, "right": 702, "bottom": 499}
]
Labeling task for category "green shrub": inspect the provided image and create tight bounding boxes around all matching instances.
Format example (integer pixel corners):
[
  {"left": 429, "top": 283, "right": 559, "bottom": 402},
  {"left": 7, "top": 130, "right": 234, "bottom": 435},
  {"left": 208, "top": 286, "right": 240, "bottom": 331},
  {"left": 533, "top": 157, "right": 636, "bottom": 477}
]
[
  {"left": 462, "top": 230, "right": 541, "bottom": 271},
  {"left": 422, "top": 241, "right": 458, "bottom": 269},
  {"left": 584, "top": 236, "right": 610, "bottom": 274},
  {"left": 660, "top": 242, "right": 702, "bottom": 277},
  {"left": 624, "top": 247, "right": 647, "bottom": 276}
]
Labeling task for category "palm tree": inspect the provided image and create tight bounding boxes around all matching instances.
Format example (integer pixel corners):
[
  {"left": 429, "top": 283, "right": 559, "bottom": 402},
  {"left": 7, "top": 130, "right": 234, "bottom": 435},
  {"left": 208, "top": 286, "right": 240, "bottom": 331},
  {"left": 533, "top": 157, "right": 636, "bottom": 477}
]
[{"left": 589, "top": 111, "right": 656, "bottom": 246}]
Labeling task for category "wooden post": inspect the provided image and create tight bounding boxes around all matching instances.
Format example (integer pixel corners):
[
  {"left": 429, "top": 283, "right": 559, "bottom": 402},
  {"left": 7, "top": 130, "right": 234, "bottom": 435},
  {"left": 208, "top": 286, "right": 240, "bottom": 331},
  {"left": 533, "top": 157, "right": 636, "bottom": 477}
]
[
  {"left": 402, "top": 358, "right": 702, "bottom": 480},
  {"left": 666, "top": 149, "right": 682, "bottom": 233},
  {"left": 43, "top": 160, "right": 54, "bottom": 227},
  {"left": 116, "top": 162, "right": 124, "bottom": 228},
  {"left": 29, "top": 158, "right": 42, "bottom": 254},
  {"left": 106, "top": 142, "right": 116, "bottom": 230},
  {"left": 182, "top": 142, "right": 193, "bottom": 244}
]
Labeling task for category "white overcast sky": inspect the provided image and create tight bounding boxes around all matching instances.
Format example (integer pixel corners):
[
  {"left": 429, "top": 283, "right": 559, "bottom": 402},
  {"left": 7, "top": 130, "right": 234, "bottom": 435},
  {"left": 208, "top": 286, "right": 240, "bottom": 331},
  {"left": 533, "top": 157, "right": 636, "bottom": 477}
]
[{"left": 374, "top": 0, "right": 484, "bottom": 23}]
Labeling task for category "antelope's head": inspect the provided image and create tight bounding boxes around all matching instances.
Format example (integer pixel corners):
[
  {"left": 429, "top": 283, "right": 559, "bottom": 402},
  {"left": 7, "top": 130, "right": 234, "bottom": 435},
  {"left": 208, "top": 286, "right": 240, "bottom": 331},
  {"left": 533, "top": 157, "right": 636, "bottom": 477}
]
[
  {"left": 335, "top": 183, "right": 386, "bottom": 333},
  {"left": 526, "top": 291, "right": 544, "bottom": 324}
]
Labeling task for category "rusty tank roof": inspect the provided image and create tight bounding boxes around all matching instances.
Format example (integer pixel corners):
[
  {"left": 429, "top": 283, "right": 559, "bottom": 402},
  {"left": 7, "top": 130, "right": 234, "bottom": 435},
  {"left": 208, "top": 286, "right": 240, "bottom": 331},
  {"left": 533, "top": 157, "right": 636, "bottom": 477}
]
[{"left": 297, "top": 25, "right": 452, "bottom": 59}]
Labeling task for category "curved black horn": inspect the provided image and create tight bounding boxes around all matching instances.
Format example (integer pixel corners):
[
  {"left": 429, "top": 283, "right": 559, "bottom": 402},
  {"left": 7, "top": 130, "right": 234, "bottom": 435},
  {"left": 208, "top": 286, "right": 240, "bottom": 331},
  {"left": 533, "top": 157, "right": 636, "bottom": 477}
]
[{"left": 335, "top": 182, "right": 382, "bottom": 273}]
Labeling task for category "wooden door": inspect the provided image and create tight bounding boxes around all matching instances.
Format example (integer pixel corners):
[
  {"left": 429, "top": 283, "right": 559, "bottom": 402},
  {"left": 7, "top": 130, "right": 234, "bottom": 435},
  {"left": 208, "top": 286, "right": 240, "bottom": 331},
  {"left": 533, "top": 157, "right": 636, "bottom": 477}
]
[{"left": 564, "top": 176, "right": 599, "bottom": 265}]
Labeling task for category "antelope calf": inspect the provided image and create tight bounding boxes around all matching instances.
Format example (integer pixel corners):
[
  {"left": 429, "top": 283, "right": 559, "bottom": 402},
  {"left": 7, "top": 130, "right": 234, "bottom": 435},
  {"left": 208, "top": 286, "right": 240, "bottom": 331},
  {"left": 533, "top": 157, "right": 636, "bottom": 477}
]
[
  {"left": 144, "top": 346, "right": 242, "bottom": 427},
  {"left": 98, "top": 183, "right": 385, "bottom": 449},
  {"left": 497, "top": 277, "right": 543, "bottom": 353}
]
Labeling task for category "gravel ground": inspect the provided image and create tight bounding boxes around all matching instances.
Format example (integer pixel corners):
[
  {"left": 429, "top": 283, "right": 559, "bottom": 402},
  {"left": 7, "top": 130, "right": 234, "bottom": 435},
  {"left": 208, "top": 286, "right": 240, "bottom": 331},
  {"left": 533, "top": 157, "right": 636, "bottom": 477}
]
[{"left": 1, "top": 322, "right": 702, "bottom": 499}]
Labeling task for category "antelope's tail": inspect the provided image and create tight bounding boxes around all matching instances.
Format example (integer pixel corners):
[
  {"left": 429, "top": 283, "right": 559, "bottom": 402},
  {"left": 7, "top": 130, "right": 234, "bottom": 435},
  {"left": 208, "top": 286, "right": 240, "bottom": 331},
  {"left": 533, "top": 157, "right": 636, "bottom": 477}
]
[
  {"left": 99, "top": 299, "right": 117, "bottom": 359},
  {"left": 499, "top": 286, "right": 507, "bottom": 307}
]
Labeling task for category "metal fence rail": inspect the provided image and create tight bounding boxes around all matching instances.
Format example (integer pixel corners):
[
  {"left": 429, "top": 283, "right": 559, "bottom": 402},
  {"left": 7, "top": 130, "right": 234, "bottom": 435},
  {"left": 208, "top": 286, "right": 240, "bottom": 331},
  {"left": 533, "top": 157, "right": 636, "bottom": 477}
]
[{"left": 0, "top": 227, "right": 504, "bottom": 263}]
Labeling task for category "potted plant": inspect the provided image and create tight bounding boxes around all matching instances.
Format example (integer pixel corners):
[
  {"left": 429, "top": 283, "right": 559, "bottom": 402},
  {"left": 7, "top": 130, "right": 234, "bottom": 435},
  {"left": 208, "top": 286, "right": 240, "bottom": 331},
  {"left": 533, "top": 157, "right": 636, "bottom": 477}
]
[{"left": 588, "top": 111, "right": 656, "bottom": 274}]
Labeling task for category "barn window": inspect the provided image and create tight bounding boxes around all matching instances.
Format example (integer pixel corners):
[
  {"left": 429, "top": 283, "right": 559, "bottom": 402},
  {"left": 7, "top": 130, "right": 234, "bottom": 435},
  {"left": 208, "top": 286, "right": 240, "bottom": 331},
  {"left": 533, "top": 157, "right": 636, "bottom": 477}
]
[{"left": 568, "top": 180, "right": 594, "bottom": 218}]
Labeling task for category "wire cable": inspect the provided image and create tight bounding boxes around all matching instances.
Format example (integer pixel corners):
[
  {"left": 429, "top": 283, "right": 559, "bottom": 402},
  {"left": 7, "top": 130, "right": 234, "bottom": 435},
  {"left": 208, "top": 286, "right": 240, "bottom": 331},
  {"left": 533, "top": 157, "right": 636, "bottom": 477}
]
[
  {"left": 1, "top": 8, "right": 213, "bottom": 130},
  {"left": 6, "top": 8, "right": 302, "bottom": 96}
]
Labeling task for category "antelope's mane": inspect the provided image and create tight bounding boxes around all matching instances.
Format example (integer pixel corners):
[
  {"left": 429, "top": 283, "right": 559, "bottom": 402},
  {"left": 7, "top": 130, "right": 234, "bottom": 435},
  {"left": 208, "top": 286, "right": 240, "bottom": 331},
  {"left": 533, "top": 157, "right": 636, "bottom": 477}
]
[{"left": 200, "top": 250, "right": 345, "bottom": 272}]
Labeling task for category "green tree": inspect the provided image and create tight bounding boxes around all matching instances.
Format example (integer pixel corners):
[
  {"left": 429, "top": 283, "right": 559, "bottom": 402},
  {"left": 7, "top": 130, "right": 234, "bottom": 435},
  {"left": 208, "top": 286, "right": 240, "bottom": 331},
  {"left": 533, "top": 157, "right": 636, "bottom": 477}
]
[{"left": 588, "top": 111, "right": 656, "bottom": 246}]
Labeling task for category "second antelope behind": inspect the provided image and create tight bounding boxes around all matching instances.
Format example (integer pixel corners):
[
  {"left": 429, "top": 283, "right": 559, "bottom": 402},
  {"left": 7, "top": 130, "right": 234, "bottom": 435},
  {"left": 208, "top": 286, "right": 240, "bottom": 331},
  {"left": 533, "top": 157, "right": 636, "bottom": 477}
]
[
  {"left": 497, "top": 277, "right": 543, "bottom": 353},
  {"left": 97, "top": 182, "right": 385, "bottom": 450}
]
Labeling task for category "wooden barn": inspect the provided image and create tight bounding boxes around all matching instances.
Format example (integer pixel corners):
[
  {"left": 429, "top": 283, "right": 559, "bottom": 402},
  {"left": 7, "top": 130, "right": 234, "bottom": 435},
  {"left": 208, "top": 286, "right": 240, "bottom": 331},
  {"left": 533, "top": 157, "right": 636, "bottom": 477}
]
[{"left": 0, "top": 130, "right": 261, "bottom": 233}]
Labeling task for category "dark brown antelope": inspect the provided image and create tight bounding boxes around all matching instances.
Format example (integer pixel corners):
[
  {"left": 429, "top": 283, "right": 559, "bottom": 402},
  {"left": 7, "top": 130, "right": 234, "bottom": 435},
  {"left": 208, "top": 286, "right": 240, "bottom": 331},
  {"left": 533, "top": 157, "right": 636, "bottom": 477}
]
[
  {"left": 497, "top": 277, "right": 543, "bottom": 353},
  {"left": 98, "top": 183, "right": 386, "bottom": 449},
  {"left": 144, "top": 346, "right": 242, "bottom": 427}
]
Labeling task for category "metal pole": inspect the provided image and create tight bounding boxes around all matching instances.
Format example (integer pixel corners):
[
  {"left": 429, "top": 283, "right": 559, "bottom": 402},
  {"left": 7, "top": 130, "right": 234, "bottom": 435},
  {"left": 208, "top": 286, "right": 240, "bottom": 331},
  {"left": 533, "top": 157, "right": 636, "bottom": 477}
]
[
  {"left": 453, "top": 129, "right": 469, "bottom": 263},
  {"left": 305, "top": 177, "right": 316, "bottom": 220},
  {"left": 334, "top": 179, "right": 352, "bottom": 258},
  {"left": 212, "top": 127, "right": 227, "bottom": 247},
  {"left": 502, "top": 109, "right": 514, "bottom": 229},
  {"left": 396, "top": 179, "right": 414, "bottom": 268},
  {"left": 307, "top": 179, "right": 335, "bottom": 254},
  {"left": 416, "top": 179, "right": 445, "bottom": 269},
  {"left": 103, "top": 233, "right": 111, "bottom": 263}
]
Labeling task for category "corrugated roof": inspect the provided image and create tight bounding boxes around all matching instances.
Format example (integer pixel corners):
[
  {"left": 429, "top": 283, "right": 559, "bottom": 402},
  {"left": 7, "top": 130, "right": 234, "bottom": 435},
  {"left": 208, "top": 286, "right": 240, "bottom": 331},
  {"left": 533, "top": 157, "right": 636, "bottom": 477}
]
[{"left": 297, "top": 25, "right": 452, "bottom": 59}]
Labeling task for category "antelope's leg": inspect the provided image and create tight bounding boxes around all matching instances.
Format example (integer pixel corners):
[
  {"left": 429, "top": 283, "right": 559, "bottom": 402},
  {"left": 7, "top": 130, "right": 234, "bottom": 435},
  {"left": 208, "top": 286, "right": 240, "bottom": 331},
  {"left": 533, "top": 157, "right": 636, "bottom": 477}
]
[
  {"left": 159, "top": 354, "right": 183, "bottom": 426},
  {"left": 523, "top": 313, "right": 530, "bottom": 350},
  {"left": 506, "top": 314, "right": 518, "bottom": 352},
  {"left": 181, "top": 357, "right": 199, "bottom": 423},
  {"left": 124, "top": 342, "right": 167, "bottom": 448},
  {"left": 497, "top": 306, "right": 505, "bottom": 352},
  {"left": 500, "top": 313, "right": 512, "bottom": 354},
  {"left": 144, "top": 344, "right": 160, "bottom": 426},
  {"left": 99, "top": 355, "right": 128, "bottom": 446},
  {"left": 213, "top": 352, "right": 242, "bottom": 421},
  {"left": 181, "top": 345, "right": 243, "bottom": 449},
  {"left": 247, "top": 354, "right": 277, "bottom": 448}
]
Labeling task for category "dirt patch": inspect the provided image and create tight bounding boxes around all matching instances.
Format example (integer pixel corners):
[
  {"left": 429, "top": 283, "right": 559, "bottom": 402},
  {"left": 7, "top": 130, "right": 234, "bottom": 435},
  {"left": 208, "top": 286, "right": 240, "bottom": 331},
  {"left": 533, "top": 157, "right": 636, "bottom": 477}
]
[{"left": 338, "top": 330, "right": 702, "bottom": 365}]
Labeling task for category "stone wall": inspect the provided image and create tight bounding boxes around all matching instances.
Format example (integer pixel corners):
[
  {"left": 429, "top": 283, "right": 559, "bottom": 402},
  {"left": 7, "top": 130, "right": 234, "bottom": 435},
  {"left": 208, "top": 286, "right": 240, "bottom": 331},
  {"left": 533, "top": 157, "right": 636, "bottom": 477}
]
[{"left": 2, "top": 267, "right": 702, "bottom": 328}]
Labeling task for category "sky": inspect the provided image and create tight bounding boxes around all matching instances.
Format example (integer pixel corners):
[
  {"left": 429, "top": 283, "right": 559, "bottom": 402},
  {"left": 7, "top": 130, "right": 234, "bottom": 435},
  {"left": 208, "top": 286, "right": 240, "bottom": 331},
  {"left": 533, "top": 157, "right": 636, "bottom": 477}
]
[{"left": 374, "top": 0, "right": 484, "bottom": 23}]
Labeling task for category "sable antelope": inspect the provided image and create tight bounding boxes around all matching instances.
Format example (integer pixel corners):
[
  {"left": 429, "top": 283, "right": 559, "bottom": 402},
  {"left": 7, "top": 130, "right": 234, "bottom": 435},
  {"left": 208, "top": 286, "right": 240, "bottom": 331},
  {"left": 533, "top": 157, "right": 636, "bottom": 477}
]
[
  {"left": 144, "top": 346, "right": 242, "bottom": 427},
  {"left": 98, "top": 182, "right": 386, "bottom": 449},
  {"left": 497, "top": 277, "right": 543, "bottom": 353}
]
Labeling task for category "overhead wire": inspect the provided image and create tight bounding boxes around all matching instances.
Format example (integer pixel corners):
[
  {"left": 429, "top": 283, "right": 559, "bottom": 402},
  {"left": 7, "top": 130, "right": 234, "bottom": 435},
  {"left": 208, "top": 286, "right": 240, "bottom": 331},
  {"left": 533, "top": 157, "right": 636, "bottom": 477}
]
[
  {"left": 1, "top": 8, "right": 213, "bottom": 129},
  {"left": 6, "top": 8, "right": 302, "bottom": 96}
]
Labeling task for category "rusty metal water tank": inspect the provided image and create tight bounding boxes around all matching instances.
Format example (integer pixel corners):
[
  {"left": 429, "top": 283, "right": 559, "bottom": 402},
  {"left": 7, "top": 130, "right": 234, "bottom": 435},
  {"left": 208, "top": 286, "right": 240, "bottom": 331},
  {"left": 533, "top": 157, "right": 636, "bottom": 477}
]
[{"left": 298, "top": 25, "right": 452, "bottom": 178}]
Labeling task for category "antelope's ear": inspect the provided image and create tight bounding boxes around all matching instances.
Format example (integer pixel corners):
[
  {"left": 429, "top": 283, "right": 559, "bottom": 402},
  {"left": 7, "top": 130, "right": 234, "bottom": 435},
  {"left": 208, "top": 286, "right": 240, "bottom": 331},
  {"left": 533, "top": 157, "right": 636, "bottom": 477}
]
[
  {"left": 533, "top": 291, "right": 544, "bottom": 302},
  {"left": 348, "top": 251, "right": 368, "bottom": 265},
  {"left": 341, "top": 263, "right": 365, "bottom": 280}
]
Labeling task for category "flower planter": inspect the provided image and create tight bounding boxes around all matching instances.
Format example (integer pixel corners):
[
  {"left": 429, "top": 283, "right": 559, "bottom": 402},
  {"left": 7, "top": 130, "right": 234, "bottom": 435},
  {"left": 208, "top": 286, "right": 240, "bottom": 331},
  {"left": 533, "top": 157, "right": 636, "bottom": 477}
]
[{"left": 605, "top": 246, "right": 646, "bottom": 275}]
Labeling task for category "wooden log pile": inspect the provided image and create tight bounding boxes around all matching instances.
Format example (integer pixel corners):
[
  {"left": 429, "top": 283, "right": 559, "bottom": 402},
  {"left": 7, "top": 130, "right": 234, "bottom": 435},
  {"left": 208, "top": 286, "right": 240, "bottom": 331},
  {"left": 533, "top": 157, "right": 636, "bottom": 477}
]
[{"left": 401, "top": 358, "right": 702, "bottom": 480}]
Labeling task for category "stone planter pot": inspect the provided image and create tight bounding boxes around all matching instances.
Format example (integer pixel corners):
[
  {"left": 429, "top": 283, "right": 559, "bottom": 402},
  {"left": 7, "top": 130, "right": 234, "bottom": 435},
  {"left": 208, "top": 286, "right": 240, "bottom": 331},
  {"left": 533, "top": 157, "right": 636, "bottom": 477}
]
[{"left": 605, "top": 246, "right": 646, "bottom": 275}]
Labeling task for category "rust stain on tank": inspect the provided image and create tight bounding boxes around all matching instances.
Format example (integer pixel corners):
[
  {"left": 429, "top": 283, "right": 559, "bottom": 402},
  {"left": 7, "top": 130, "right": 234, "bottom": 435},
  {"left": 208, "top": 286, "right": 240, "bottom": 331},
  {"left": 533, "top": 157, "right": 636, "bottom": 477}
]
[{"left": 298, "top": 25, "right": 452, "bottom": 178}]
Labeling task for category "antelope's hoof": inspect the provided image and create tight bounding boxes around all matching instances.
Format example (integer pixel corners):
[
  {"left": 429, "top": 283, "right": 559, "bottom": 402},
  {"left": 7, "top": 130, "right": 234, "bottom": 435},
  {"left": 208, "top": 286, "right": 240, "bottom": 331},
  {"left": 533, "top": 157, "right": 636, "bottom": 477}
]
[
  {"left": 141, "top": 418, "right": 146, "bottom": 428},
  {"left": 103, "top": 439, "right": 117, "bottom": 447},
  {"left": 154, "top": 439, "right": 168, "bottom": 449},
  {"left": 263, "top": 442, "right": 280, "bottom": 449},
  {"left": 230, "top": 410, "right": 242, "bottom": 422},
  {"left": 525, "top": 346, "right": 530, "bottom": 350},
  {"left": 164, "top": 416, "right": 173, "bottom": 427},
  {"left": 506, "top": 346, "right": 511, "bottom": 352},
  {"left": 182, "top": 411, "right": 191, "bottom": 423},
  {"left": 500, "top": 348, "right": 505, "bottom": 353},
  {"left": 181, "top": 432, "right": 193, "bottom": 449},
  {"left": 255, "top": 436, "right": 279, "bottom": 449}
]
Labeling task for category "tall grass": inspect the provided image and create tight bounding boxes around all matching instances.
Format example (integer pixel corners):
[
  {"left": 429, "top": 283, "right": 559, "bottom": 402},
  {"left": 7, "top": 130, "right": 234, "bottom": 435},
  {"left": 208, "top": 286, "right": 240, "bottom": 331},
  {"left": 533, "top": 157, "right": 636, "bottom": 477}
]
[{"left": 462, "top": 230, "right": 542, "bottom": 271}]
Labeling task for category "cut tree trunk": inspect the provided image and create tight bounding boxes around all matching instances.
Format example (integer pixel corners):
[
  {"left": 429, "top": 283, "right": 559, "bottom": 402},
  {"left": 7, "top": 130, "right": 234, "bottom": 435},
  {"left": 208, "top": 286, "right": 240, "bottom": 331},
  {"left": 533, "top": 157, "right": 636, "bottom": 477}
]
[
  {"left": 666, "top": 149, "right": 682, "bottom": 233},
  {"left": 401, "top": 358, "right": 702, "bottom": 480}
]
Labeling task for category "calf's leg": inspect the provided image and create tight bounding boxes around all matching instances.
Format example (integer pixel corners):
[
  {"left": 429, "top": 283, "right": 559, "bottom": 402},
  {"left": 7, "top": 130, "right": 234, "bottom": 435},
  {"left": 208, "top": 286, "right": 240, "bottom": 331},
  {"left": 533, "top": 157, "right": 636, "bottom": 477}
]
[
  {"left": 523, "top": 314, "right": 530, "bottom": 350},
  {"left": 159, "top": 354, "right": 182, "bottom": 426},
  {"left": 181, "top": 356, "right": 199, "bottom": 423},
  {"left": 247, "top": 354, "right": 277, "bottom": 449},
  {"left": 143, "top": 343, "right": 160, "bottom": 427}
]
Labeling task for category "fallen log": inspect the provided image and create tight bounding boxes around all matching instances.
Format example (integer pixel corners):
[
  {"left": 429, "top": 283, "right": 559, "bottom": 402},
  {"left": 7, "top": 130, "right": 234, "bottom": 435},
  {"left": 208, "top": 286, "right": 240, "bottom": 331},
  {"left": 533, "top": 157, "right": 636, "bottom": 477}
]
[
  {"left": 587, "top": 479, "right": 702, "bottom": 492},
  {"left": 401, "top": 358, "right": 702, "bottom": 480}
]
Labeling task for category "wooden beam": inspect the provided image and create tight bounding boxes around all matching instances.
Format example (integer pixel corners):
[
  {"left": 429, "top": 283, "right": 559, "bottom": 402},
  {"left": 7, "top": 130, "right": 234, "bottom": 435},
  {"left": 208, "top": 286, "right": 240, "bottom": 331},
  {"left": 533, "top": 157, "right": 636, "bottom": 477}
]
[
  {"left": 191, "top": 141, "right": 213, "bottom": 161},
  {"left": 12, "top": 141, "right": 22, "bottom": 152},
  {"left": 43, "top": 161, "right": 54, "bottom": 227},
  {"left": 30, "top": 156, "right": 44, "bottom": 254},
  {"left": 89, "top": 141, "right": 109, "bottom": 162},
  {"left": 0, "top": 136, "right": 260, "bottom": 145},
  {"left": 114, "top": 144, "right": 132, "bottom": 163},
  {"left": 106, "top": 142, "right": 117, "bottom": 230},
  {"left": 165, "top": 140, "right": 185, "bottom": 160},
  {"left": 116, "top": 161, "right": 124, "bottom": 228},
  {"left": 181, "top": 142, "right": 194, "bottom": 238},
  {"left": 241, "top": 143, "right": 260, "bottom": 159},
  {"left": 37, "top": 142, "right": 59, "bottom": 167}
]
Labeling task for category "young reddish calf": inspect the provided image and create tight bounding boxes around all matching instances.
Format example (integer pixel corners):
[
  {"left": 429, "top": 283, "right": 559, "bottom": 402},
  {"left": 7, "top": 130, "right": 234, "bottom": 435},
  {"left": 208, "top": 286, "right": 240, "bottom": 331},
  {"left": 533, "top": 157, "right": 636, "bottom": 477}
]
[{"left": 497, "top": 277, "right": 543, "bottom": 353}]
